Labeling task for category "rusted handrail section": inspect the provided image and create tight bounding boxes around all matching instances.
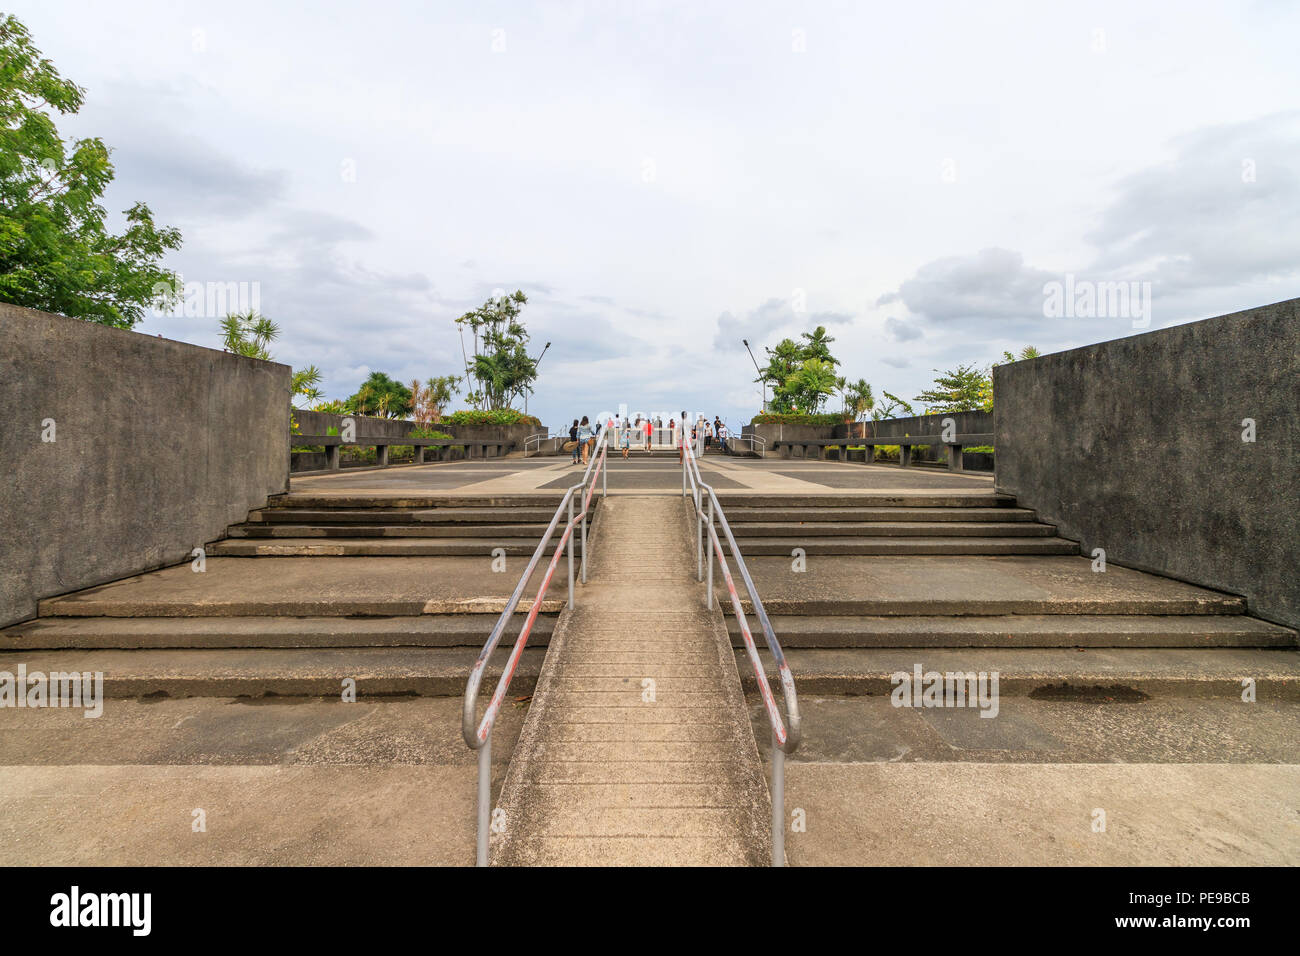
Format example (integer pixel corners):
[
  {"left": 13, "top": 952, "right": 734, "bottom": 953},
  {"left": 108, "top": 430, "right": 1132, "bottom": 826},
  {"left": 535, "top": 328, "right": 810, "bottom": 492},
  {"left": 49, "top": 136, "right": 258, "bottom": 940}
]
[
  {"left": 462, "top": 423, "right": 609, "bottom": 867},
  {"left": 681, "top": 435, "right": 800, "bottom": 866}
]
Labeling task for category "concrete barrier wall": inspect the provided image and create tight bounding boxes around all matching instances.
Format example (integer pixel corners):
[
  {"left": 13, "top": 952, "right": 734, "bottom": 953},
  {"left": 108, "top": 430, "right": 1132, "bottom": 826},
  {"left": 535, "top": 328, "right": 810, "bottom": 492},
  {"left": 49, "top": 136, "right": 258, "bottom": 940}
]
[
  {"left": 860, "top": 410, "right": 992, "bottom": 440},
  {"left": 0, "top": 303, "right": 291, "bottom": 627},
  {"left": 994, "top": 297, "right": 1300, "bottom": 628}
]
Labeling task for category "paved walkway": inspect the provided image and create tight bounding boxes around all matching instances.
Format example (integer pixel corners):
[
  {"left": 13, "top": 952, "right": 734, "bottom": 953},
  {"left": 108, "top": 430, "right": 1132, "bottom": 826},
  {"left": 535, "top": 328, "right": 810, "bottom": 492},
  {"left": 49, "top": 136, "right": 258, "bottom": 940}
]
[
  {"left": 287, "top": 455, "right": 996, "bottom": 498},
  {"left": 492, "top": 495, "right": 772, "bottom": 865}
]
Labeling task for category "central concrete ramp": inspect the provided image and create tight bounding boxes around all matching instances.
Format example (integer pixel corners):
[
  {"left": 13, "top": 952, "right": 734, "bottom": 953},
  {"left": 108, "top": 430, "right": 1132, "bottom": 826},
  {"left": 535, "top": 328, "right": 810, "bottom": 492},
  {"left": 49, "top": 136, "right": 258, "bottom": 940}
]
[{"left": 492, "top": 495, "right": 772, "bottom": 866}]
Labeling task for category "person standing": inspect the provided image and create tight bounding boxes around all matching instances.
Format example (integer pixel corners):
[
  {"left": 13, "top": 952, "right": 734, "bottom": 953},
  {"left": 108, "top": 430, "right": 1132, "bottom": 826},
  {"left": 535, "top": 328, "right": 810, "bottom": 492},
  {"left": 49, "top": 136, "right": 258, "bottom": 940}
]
[
  {"left": 569, "top": 418, "right": 580, "bottom": 464},
  {"left": 577, "top": 416, "right": 593, "bottom": 464}
]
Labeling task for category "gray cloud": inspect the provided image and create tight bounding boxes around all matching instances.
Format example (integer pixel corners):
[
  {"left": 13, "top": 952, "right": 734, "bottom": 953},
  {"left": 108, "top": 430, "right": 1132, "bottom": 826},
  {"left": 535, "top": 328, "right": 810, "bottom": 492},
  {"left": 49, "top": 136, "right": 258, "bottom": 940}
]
[{"left": 885, "top": 317, "right": 922, "bottom": 342}]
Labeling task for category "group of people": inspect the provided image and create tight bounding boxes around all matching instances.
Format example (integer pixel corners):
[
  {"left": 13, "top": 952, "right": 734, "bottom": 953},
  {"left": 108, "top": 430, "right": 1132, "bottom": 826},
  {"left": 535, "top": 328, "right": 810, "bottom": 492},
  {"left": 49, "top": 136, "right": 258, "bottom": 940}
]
[{"left": 567, "top": 413, "right": 730, "bottom": 464}]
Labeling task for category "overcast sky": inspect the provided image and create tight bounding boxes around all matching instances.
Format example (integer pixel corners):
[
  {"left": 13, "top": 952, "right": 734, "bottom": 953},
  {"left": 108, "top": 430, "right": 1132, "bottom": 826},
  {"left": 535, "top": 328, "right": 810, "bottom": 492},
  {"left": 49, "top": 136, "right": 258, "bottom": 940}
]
[{"left": 13, "top": 0, "right": 1300, "bottom": 428}]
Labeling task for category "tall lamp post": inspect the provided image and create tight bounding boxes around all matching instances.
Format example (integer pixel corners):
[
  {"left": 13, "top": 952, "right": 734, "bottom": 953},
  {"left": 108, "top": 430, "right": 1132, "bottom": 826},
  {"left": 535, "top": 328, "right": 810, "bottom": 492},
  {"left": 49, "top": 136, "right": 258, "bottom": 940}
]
[
  {"left": 524, "top": 341, "right": 551, "bottom": 417},
  {"left": 742, "top": 338, "right": 767, "bottom": 411}
]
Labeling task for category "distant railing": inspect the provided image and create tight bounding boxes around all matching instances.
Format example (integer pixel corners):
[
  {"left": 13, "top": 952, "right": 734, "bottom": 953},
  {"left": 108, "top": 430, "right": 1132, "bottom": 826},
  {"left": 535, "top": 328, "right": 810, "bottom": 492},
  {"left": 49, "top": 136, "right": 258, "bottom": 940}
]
[
  {"left": 725, "top": 434, "right": 766, "bottom": 456},
  {"left": 461, "top": 423, "right": 609, "bottom": 867},
  {"left": 523, "top": 432, "right": 566, "bottom": 457},
  {"left": 290, "top": 434, "right": 518, "bottom": 471}
]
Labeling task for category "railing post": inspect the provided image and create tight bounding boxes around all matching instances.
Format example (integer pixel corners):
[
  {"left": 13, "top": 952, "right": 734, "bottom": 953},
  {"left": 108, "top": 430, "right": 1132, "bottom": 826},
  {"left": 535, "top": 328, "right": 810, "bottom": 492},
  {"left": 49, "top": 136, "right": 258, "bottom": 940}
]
[
  {"left": 946, "top": 443, "right": 964, "bottom": 472},
  {"left": 567, "top": 494, "right": 575, "bottom": 609},
  {"left": 696, "top": 495, "right": 703, "bottom": 581},
  {"left": 771, "top": 730, "right": 784, "bottom": 867},
  {"left": 477, "top": 735, "right": 491, "bottom": 867},
  {"left": 580, "top": 502, "right": 588, "bottom": 585},
  {"left": 704, "top": 496, "right": 714, "bottom": 607}
]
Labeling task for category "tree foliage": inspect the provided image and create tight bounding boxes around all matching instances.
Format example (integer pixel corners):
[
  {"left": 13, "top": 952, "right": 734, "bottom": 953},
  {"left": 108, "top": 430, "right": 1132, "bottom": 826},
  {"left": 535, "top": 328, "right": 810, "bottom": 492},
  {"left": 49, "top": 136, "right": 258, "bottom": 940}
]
[
  {"left": 914, "top": 364, "right": 992, "bottom": 414},
  {"left": 346, "top": 371, "right": 413, "bottom": 419},
  {"left": 0, "top": 14, "right": 182, "bottom": 327},
  {"left": 409, "top": 374, "right": 462, "bottom": 425},
  {"left": 758, "top": 325, "right": 843, "bottom": 413},
  {"left": 454, "top": 290, "right": 540, "bottom": 411}
]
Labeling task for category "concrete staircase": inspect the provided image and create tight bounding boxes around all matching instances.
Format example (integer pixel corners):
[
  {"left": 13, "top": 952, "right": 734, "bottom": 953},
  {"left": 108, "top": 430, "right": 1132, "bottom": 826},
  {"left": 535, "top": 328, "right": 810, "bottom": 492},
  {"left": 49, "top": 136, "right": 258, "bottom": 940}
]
[
  {"left": 0, "top": 493, "right": 591, "bottom": 698},
  {"left": 719, "top": 491, "right": 1075, "bottom": 555},
  {"left": 211, "top": 494, "right": 585, "bottom": 557},
  {"left": 712, "top": 491, "right": 1299, "bottom": 699}
]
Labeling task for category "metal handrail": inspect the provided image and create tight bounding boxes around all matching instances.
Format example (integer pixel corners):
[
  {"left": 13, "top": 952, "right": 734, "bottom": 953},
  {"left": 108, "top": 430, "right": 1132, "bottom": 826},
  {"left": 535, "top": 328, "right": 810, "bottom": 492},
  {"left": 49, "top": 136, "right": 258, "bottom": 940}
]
[
  {"left": 680, "top": 431, "right": 800, "bottom": 866},
  {"left": 462, "top": 422, "right": 609, "bottom": 866},
  {"left": 523, "top": 431, "right": 567, "bottom": 456},
  {"left": 725, "top": 433, "right": 766, "bottom": 456}
]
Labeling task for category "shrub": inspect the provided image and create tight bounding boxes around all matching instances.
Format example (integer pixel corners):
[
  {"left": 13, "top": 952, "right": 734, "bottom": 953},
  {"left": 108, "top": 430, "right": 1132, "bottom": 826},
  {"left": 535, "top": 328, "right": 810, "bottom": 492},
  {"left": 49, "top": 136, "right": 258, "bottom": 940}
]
[
  {"left": 750, "top": 412, "right": 844, "bottom": 426},
  {"left": 443, "top": 409, "right": 541, "bottom": 427}
]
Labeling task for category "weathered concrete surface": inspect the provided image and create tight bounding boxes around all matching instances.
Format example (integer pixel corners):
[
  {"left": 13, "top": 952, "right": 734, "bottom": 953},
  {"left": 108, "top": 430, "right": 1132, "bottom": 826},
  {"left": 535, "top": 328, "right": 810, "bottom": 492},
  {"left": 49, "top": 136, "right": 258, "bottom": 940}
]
[
  {"left": 35, "top": 557, "right": 567, "bottom": 617},
  {"left": 0, "top": 303, "right": 291, "bottom": 628},
  {"left": 493, "top": 496, "right": 773, "bottom": 865},
  {"left": 732, "top": 613, "right": 1297, "bottom": 648},
  {"left": 743, "top": 647, "right": 1300, "bottom": 698},
  {"left": 995, "top": 297, "right": 1300, "bottom": 629},
  {"left": 0, "top": 645, "right": 547, "bottom": 697},
  {"left": 780, "top": 762, "right": 1299, "bottom": 865},
  {"left": 0, "top": 696, "right": 527, "bottom": 865},
  {"left": 721, "top": 555, "right": 1246, "bottom": 615},
  {"left": 753, "top": 695, "right": 1300, "bottom": 865},
  {"left": 2, "top": 613, "right": 556, "bottom": 649}
]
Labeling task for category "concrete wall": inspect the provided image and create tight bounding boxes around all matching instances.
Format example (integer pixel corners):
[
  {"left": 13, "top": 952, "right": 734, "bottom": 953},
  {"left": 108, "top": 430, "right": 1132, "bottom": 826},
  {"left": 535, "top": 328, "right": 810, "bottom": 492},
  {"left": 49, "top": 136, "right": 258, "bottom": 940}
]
[
  {"left": 994, "top": 297, "right": 1300, "bottom": 628},
  {"left": 859, "top": 410, "right": 992, "bottom": 440},
  {"left": 0, "top": 303, "right": 291, "bottom": 627}
]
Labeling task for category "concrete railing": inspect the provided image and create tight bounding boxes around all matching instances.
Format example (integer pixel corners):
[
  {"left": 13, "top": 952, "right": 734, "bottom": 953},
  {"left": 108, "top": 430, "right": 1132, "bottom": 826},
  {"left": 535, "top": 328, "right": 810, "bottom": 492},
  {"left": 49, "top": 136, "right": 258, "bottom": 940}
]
[
  {"left": 764, "top": 429, "right": 993, "bottom": 472},
  {"left": 292, "top": 434, "right": 519, "bottom": 471}
]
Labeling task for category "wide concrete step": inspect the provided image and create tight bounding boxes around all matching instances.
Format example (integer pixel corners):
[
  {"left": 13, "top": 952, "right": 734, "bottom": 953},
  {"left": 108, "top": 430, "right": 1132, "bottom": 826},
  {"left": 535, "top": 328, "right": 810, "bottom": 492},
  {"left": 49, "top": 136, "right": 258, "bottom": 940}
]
[
  {"left": 729, "top": 521, "right": 1056, "bottom": 537},
  {"left": 723, "top": 507, "right": 1039, "bottom": 523},
  {"left": 267, "top": 494, "right": 572, "bottom": 510},
  {"left": 0, "top": 646, "right": 545, "bottom": 698},
  {"left": 38, "top": 557, "right": 570, "bottom": 618},
  {"left": 715, "top": 493, "right": 1016, "bottom": 509},
  {"left": 246, "top": 507, "right": 564, "bottom": 525},
  {"left": 722, "top": 537, "right": 1078, "bottom": 556},
  {"left": 728, "top": 615, "right": 1298, "bottom": 649},
  {"left": 1, "top": 614, "right": 555, "bottom": 650},
  {"left": 721, "top": 555, "right": 1248, "bottom": 616},
  {"left": 228, "top": 522, "right": 557, "bottom": 538},
  {"left": 209, "top": 538, "right": 581, "bottom": 557},
  {"left": 740, "top": 647, "right": 1300, "bottom": 698}
]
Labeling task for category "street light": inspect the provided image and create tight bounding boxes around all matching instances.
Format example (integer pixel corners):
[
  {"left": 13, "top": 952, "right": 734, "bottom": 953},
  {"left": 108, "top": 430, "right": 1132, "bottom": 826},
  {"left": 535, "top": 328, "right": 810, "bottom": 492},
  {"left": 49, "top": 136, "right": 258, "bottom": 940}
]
[
  {"left": 524, "top": 342, "right": 551, "bottom": 417},
  {"left": 742, "top": 338, "right": 767, "bottom": 411}
]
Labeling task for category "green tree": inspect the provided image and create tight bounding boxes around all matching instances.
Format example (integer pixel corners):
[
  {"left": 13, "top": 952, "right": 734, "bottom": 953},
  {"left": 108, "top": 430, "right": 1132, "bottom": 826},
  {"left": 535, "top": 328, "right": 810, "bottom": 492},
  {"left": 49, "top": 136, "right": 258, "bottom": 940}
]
[
  {"left": 782, "top": 357, "right": 840, "bottom": 413},
  {"left": 799, "top": 325, "right": 839, "bottom": 367},
  {"left": 759, "top": 326, "right": 844, "bottom": 413},
  {"left": 914, "top": 364, "right": 992, "bottom": 413},
  {"left": 221, "top": 310, "right": 279, "bottom": 360},
  {"left": 872, "top": 390, "right": 916, "bottom": 421},
  {"left": 840, "top": 377, "right": 874, "bottom": 419},
  {"left": 0, "top": 14, "right": 182, "bottom": 327},
  {"left": 454, "top": 290, "right": 539, "bottom": 410},
  {"left": 409, "top": 374, "right": 462, "bottom": 425},
  {"left": 219, "top": 310, "right": 320, "bottom": 407},
  {"left": 346, "top": 372, "right": 412, "bottom": 419}
]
